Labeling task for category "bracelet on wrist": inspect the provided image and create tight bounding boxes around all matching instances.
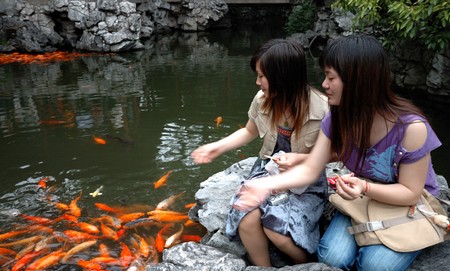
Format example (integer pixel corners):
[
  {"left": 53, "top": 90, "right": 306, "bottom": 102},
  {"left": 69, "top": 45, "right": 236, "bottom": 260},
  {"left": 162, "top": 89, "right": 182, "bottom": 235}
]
[{"left": 362, "top": 180, "right": 370, "bottom": 196}]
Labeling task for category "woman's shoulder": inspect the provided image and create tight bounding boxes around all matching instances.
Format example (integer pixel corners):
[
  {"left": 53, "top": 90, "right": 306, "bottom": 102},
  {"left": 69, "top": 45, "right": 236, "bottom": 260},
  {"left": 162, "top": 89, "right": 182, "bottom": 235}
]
[{"left": 308, "top": 87, "right": 329, "bottom": 120}]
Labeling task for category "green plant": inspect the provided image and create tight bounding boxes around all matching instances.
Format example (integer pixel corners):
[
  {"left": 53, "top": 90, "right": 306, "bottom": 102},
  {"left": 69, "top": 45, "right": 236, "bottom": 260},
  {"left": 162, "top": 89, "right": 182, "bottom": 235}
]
[
  {"left": 332, "top": 0, "right": 450, "bottom": 50},
  {"left": 285, "top": 1, "right": 318, "bottom": 35}
]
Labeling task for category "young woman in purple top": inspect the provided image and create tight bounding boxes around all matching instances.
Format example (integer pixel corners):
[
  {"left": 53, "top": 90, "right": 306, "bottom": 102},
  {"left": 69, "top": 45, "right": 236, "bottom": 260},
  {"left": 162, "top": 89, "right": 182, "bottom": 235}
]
[{"left": 232, "top": 34, "right": 442, "bottom": 271}]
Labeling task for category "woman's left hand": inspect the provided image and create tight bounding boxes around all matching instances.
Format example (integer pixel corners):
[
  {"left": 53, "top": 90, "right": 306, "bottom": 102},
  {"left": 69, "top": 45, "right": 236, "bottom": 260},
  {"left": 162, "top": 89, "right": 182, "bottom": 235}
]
[{"left": 335, "top": 174, "right": 366, "bottom": 200}]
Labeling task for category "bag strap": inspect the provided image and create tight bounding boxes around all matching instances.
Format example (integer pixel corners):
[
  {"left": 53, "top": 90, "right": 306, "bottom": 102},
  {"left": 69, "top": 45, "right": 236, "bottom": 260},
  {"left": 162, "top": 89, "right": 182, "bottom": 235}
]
[{"left": 348, "top": 206, "right": 424, "bottom": 234}]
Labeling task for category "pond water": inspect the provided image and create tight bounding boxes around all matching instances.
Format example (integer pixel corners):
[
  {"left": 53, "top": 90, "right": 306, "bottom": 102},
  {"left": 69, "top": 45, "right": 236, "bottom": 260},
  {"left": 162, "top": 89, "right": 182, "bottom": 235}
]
[{"left": 0, "top": 27, "right": 449, "bottom": 267}]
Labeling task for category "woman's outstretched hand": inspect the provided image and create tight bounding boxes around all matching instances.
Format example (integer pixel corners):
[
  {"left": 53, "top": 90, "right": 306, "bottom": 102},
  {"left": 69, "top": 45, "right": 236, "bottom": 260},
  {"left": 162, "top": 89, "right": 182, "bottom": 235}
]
[
  {"left": 232, "top": 180, "right": 271, "bottom": 212},
  {"left": 191, "top": 143, "right": 220, "bottom": 164}
]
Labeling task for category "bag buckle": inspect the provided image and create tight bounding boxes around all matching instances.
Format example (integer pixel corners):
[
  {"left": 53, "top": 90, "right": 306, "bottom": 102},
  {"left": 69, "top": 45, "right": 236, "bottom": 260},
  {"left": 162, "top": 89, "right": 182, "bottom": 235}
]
[{"left": 367, "top": 220, "right": 384, "bottom": 231}]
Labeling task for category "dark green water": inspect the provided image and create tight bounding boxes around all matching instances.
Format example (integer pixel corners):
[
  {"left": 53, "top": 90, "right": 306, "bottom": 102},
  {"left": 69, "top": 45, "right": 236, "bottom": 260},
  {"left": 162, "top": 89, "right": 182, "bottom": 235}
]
[{"left": 0, "top": 29, "right": 448, "bottom": 255}]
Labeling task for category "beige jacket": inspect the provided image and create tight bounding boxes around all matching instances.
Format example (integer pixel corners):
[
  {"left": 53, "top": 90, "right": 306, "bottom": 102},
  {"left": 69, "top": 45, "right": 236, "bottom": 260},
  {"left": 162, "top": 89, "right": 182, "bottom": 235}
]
[{"left": 248, "top": 88, "right": 329, "bottom": 158}]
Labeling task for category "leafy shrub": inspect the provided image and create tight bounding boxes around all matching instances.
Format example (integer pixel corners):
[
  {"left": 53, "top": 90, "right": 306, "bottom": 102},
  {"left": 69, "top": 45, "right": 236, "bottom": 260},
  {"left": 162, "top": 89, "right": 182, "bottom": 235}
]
[
  {"left": 332, "top": 0, "right": 450, "bottom": 50},
  {"left": 285, "top": 1, "right": 318, "bottom": 35}
]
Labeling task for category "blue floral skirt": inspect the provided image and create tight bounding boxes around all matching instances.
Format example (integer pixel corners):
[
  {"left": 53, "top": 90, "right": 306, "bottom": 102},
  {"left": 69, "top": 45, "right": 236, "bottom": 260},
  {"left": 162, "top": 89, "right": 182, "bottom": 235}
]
[{"left": 225, "top": 158, "right": 328, "bottom": 254}]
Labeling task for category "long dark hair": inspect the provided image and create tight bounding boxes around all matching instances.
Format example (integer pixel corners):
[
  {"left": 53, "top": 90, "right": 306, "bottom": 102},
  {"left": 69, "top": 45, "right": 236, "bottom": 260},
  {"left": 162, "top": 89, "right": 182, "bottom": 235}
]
[
  {"left": 250, "top": 39, "right": 310, "bottom": 137},
  {"left": 319, "top": 34, "right": 424, "bottom": 172}
]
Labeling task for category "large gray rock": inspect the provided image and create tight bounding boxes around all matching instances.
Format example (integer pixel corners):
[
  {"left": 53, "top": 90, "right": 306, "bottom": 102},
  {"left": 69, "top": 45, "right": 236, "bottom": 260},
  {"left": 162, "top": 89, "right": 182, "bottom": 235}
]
[{"left": 147, "top": 158, "right": 450, "bottom": 270}]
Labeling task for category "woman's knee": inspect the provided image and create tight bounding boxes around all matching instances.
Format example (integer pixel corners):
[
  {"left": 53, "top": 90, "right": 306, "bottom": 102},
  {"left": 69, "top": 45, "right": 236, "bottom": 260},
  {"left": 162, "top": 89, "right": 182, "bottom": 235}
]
[
  {"left": 239, "top": 209, "right": 261, "bottom": 232},
  {"left": 356, "top": 245, "right": 421, "bottom": 271}
]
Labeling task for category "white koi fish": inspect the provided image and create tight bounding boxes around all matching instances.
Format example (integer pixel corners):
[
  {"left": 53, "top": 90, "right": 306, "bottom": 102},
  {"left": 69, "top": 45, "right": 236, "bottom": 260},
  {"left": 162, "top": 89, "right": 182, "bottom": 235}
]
[{"left": 89, "top": 185, "right": 104, "bottom": 197}]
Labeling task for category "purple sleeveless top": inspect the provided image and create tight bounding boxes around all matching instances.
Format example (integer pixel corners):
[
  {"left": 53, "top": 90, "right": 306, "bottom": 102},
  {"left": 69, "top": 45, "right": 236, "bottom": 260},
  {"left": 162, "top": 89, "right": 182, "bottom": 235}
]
[{"left": 321, "top": 113, "right": 441, "bottom": 195}]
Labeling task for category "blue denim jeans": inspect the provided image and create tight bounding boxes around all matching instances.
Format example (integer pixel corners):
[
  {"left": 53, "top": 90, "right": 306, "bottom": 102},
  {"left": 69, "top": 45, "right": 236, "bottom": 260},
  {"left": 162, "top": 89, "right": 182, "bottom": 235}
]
[{"left": 317, "top": 212, "right": 421, "bottom": 271}]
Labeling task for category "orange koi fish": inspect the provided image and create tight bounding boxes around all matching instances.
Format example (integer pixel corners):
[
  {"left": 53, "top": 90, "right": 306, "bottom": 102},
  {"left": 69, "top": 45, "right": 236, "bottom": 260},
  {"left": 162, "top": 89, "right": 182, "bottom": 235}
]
[
  {"left": 90, "top": 256, "right": 122, "bottom": 266},
  {"left": 180, "top": 234, "right": 202, "bottom": 243},
  {"left": 149, "top": 214, "right": 189, "bottom": 223},
  {"left": 183, "top": 219, "right": 198, "bottom": 227},
  {"left": 147, "top": 210, "right": 187, "bottom": 216},
  {"left": 25, "top": 224, "right": 54, "bottom": 234},
  {"left": 0, "top": 248, "right": 16, "bottom": 256},
  {"left": 215, "top": 116, "right": 223, "bottom": 128},
  {"left": 94, "top": 203, "right": 121, "bottom": 214},
  {"left": 76, "top": 221, "right": 100, "bottom": 234},
  {"left": 120, "top": 242, "right": 134, "bottom": 267},
  {"left": 91, "top": 215, "right": 122, "bottom": 229},
  {"left": 50, "top": 201, "right": 69, "bottom": 211},
  {"left": 34, "top": 235, "right": 58, "bottom": 252},
  {"left": 155, "top": 225, "right": 170, "bottom": 253},
  {"left": 118, "top": 212, "right": 145, "bottom": 223},
  {"left": 61, "top": 240, "right": 97, "bottom": 263},
  {"left": 100, "top": 223, "right": 118, "bottom": 241},
  {"left": 15, "top": 243, "right": 35, "bottom": 260},
  {"left": 123, "top": 217, "right": 161, "bottom": 230},
  {"left": 184, "top": 202, "right": 196, "bottom": 209},
  {"left": 165, "top": 225, "right": 184, "bottom": 248},
  {"left": 12, "top": 250, "right": 46, "bottom": 271},
  {"left": 18, "top": 214, "right": 52, "bottom": 225},
  {"left": 0, "top": 230, "right": 27, "bottom": 241},
  {"left": 77, "top": 259, "right": 104, "bottom": 270},
  {"left": 68, "top": 192, "right": 82, "bottom": 217},
  {"left": 98, "top": 243, "right": 110, "bottom": 258},
  {"left": 92, "top": 135, "right": 107, "bottom": 145},
  {"left": 153, "top": 170, "right": 173, "bottom": 189},
  {"left": 156, "top": 191, "right": 185, "bottom": 210},
  {"left": 63, "top": 230, "right": 98, "bottom": 242},
  {"left": 117, "top": 228, "right": 126, "bottom": 239},
  {"left": 132, "top": 233, "right": 150, "bottom": 258},
  {"left": 0, "top": 236, "right": 43, "bottom": 247},
  {"left": 54, "top": 213, "right": 79, "bottom": 224},
  {"left": 25, "top": 249, "right": 66, "bottom": 271},
  {"left": 37, "top": 176, "right": 50, "bottom": 188}
]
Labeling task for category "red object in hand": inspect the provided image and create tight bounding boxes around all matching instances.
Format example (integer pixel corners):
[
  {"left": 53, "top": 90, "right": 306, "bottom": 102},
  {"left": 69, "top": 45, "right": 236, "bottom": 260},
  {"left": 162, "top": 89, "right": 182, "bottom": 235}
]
[{"left": 327, "top": 176, "right": 339, "bottom": 190}]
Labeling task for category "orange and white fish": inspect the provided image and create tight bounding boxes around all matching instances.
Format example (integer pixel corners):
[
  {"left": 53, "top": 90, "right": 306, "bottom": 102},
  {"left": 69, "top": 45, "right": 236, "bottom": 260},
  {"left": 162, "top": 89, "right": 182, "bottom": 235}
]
[
  {"left": 153, "top": 170, "right": 173, "bottom": 189},
  {"left": 75, "top": 221, "right": 100, "bottom": 234},
  {"left": 215, "top": 116, "right": 223, "bottom": 128},
  {"left": 92, "top": 135, "right": 106, "bottom": 145},
  {"left": 164, "top": 225, "right": 184, "bottom": 248},
  {"left": 61, "top": 240, "right": 97, "bottom": 263},
  {"left": 156, "top": 191, "right": 185, "bottom": 210}
]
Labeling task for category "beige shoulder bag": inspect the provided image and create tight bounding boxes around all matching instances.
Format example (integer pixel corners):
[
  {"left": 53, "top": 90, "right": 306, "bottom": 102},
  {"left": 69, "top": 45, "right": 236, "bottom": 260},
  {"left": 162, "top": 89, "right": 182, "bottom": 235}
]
[{"left": 329, "top": 189, "right": 448, "bottom": 252}]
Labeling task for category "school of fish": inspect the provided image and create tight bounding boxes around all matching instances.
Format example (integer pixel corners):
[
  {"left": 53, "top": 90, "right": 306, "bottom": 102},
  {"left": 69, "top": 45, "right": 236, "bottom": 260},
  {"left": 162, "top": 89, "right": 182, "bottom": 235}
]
[
  {"left": 0, "top": 51, "right": 95, "bottom": 65},
  {"left": 0, "top": 173, "right": 204, "bottom": 271}
]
